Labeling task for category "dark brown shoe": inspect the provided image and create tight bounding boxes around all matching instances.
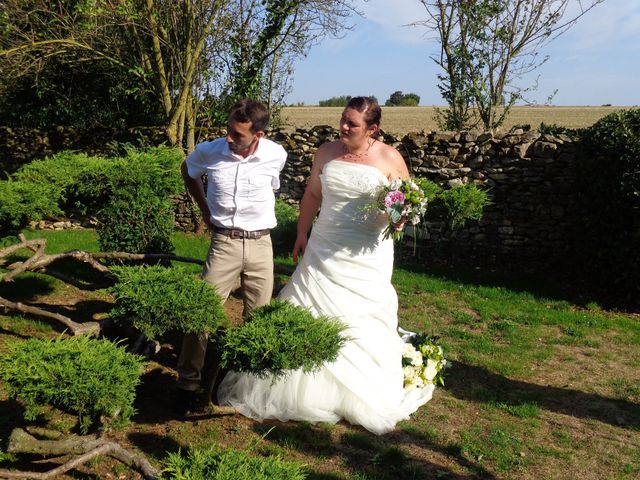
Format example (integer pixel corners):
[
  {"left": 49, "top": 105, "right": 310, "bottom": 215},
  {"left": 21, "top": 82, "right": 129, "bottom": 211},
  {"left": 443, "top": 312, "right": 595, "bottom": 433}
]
[{"left": 173, "top": 388, "right": 197, "bottom": 417}]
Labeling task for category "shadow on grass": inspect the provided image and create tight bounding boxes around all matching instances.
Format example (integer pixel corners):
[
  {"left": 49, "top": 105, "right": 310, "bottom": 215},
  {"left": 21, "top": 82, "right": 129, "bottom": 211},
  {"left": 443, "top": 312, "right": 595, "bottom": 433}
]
[
  {"left": 0, "top": 326, "right": 33, "bottom": 339},
  {"left": 0, "top": 398, "right": 24, "bottom": 451},
  {"left": 397, "top": 261, "right": 612, "bottom": 310},
  {"left": 0, "top": 275, "right": 55, "bottom": 301},
  {"left": 252, "top": 421, "right": 496, "bottom": 480},
  {"left": 133, "top": 368, "right": 179, "bottom": 425},
  {"left": 446, "top": 360, "right": 640, "bottom": 429},
  {"left": 128, "top": 431, "right": 182, "bottom": 461}
]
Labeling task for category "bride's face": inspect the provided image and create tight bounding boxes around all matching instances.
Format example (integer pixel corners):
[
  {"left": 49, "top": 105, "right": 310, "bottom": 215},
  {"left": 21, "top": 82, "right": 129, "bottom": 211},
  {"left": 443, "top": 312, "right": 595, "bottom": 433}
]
[{"left": 339, "top": 108, "right": 376, "bottom": 148}]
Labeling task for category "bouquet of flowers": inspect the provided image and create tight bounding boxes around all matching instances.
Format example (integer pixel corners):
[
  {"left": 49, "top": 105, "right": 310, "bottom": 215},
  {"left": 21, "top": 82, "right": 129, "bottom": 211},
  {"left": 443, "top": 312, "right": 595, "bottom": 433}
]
[
  {"left": 372, "top": 178, "right": 432, "bottom": 241},
  {"left": 401, "top": 332, "right": 447, "bottom": 391}
]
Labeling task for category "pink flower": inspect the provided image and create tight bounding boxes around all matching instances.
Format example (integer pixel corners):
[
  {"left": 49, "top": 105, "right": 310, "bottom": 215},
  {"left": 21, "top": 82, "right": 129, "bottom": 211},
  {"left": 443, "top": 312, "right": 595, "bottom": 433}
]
[{"left": 384, "top": 190, "right": 405, "bottom": 208}]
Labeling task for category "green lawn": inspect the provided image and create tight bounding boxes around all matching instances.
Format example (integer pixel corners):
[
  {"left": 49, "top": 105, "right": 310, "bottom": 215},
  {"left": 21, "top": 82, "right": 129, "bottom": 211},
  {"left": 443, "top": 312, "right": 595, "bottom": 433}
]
[{"left": 0, "top": 229, "right": 638, "bottom": 479}]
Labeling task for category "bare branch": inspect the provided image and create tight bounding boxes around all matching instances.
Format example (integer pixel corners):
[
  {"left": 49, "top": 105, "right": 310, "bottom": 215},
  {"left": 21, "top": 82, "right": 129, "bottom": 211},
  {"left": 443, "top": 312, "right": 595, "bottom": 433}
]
[
  {"left": 0, "top": 296, "right": 100, "bottom": 336},
  {"left": 1, "top": 428, "right": 159, "bottom": 480}
]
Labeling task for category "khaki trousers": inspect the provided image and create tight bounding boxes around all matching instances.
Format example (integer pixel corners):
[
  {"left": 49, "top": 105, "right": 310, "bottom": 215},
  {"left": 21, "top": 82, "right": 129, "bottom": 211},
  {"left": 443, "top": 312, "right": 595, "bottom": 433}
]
[{"left": 177, "top": 232, "right": 274, "bottom": 391}]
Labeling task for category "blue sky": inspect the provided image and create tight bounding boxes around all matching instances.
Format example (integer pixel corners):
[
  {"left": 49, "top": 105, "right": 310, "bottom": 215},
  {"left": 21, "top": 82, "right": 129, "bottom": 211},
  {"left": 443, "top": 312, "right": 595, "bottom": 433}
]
[{"left": 286, "top": 0, "right": 640, "bottom": 106}]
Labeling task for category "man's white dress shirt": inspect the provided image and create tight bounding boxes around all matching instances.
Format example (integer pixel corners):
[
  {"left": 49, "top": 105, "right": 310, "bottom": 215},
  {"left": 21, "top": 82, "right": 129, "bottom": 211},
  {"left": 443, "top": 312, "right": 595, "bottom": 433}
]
[{"left": 185, "top": 137, "right": 287, "bottom": 231}]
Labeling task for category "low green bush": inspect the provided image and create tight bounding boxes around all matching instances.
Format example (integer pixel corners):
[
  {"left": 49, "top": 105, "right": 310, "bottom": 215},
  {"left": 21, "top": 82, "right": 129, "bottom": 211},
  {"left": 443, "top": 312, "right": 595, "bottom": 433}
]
[
  {"left": 575, "top": 108, "right": 640, "bottom": 300},
  {"left": 73, "top": 146, "right": 184, "bottom": 214},
  {"left": 0, "top": 336, "right": 144, "bottom": 433},
  {"left": 221, "top": 299, "right": 348, "bottom": 379},
  {"left": 12, "top": 151, "right": 105, "bottom": 202},
  {"left": 163, "top": 446, "right": 307, "bottom": 480},
  {"left": 10, "top": 146, "right": 184, "bottom": 217},
  {"left": 0, "top": 180, "right": 62, "bottom": 230},
  {"left": 539, "top": 122, "right": 585, "bottom": 137},
  {"left": 108, "top": 265, "right": 227, "bottom": 339},
  {"left": 437, "top": 183, "right": 490, "bottom": 228},
  {"left": 96, "top": 186, "right": 175, "bottom": 254},
  {"left": 272, "top": 199, "right": 299, "bottom": 256}
]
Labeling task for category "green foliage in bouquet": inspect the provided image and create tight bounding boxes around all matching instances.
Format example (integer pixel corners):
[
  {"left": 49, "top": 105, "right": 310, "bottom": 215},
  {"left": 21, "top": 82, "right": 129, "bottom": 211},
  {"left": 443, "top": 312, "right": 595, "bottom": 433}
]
[
  {"left": 220, "top": 300, "right": 348, "bottom": 379},
  {"left": 96, "top": 186, "right": 175, "bottom": 254},
  {"left": 108, "top": 265, "right": 227, "bottom": 339},
  {"left": 272, "top": 199, "right": 299, "bottom": 256},
  {"left": 437, "top": 183, "right": 490, "bottom": 229},
  {"left": 0, "top": 336, "right": 144, "bottom": 433},
  {"left": 163, "top": 446, "right": 307, "bottom": 480}
]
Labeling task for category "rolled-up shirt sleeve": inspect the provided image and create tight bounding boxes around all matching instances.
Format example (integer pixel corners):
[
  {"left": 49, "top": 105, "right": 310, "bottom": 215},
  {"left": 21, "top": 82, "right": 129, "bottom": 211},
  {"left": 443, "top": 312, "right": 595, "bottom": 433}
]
[
  {"left": 271, "top": 147, "right": 287, "bottom": 189},
  {"left": 185, "top": 147, "right": 207, "bottom": 178}
]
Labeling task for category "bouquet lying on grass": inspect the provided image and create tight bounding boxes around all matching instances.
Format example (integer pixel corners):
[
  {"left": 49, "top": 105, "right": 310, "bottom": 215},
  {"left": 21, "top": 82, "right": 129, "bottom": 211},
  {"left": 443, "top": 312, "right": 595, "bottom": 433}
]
[
  {"left": 220, "top": 299, "right": 349, "bottom": 380},
  {"left": 368, "top": 177, "right": 438, "bottom": 241},
  {"left": 400, "top": 331, "right": 447, "bottom": 391}
]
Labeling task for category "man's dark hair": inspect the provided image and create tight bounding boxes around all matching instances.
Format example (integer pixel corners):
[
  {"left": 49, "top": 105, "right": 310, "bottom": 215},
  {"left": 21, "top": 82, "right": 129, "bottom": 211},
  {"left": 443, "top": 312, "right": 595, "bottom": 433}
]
[{"left": 228, "top": 99, "right": 270, "bottom": 133}]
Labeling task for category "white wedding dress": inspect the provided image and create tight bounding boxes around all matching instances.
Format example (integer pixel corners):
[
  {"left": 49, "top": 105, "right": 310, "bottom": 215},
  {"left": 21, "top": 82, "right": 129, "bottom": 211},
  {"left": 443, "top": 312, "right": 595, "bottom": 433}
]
[{"left": 218, "top": 160, "right": 435, "bottom": 435}]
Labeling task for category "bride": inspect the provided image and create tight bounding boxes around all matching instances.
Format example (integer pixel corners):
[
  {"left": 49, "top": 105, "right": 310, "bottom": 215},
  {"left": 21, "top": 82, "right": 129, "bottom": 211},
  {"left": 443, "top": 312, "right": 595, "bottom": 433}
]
[{"left": 217, "top": 96, "right": 435, "bottom": 435}]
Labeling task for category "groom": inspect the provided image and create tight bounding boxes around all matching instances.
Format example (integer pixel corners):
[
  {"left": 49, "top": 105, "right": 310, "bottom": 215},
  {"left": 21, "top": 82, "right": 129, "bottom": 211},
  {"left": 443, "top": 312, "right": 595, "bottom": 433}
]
[{"left": 175, "top": 99, "right": 287, "bottom": 416}]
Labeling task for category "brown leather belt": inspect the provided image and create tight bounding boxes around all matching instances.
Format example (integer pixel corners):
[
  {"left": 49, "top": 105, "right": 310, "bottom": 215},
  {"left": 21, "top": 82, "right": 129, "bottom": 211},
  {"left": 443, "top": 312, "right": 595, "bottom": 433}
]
[{"left": 215, "top": 228, "right": 270, "bottom": 239}]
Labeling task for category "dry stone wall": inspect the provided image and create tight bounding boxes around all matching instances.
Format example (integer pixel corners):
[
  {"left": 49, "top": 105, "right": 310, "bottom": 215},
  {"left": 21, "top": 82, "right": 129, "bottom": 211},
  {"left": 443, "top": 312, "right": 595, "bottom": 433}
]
[
  {"left": 0, "top": 125, "right": 581, "bottom": 272},
  {"left": 270, "top": 126, "right": 580, "bottom": 272}
]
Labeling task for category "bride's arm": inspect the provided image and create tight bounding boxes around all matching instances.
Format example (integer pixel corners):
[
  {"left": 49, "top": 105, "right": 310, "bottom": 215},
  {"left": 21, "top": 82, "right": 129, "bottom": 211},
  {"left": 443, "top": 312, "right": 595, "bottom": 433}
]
[
  {"left": 292, "top": 144, "right": 331, "bottom": 263},
  {"left": 386, "top": 144, "right": 410, "bottom": 180}
]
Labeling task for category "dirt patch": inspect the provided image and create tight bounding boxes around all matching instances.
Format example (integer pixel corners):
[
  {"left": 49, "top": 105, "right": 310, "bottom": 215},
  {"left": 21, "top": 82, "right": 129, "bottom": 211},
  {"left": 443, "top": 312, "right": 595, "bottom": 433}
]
[{"left": 1, "top": 283, "right": 639, "bottom": 480}]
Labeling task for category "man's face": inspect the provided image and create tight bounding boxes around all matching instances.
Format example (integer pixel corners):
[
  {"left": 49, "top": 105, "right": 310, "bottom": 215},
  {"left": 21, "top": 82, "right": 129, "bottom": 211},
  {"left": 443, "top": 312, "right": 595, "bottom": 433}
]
[{"left": 226, "top": 119, "right": 262, "bottom": 157}]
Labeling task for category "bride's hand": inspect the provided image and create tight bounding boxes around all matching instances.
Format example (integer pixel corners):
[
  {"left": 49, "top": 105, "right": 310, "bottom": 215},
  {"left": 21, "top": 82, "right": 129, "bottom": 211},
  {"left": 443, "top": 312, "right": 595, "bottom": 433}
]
[
  {"left": 392, "top": 216, "right": 406, "bottom": 232},
  {"left": 292, "top": 235, "right": 308, "bottom": 265}
]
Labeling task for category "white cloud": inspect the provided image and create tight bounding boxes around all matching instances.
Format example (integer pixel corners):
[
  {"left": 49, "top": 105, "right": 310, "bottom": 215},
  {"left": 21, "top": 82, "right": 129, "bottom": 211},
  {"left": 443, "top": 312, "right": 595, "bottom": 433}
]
[
  {"left": 555, "top": 1, "right": 640, "bottom": 51},
  {"left": 357, "top": 0, "right": 433, "bottom": 45}
]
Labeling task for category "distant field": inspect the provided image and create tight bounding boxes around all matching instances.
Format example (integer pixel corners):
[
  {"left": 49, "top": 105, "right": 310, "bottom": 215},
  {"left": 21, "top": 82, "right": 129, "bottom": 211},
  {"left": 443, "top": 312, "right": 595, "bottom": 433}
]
[{"left": 280, "top": 105, "right": 631, "bottom": 135}]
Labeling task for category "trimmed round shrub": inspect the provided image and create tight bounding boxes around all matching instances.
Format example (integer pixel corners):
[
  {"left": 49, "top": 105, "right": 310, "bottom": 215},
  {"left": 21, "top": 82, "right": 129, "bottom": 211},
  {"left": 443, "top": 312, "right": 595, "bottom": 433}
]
[
  {"left": 220, "top": 299, "right": 348, "bottom": 379},
  {"left": 74, "top": 146, "right": 184, "bottom": 214},
  {"left": 437, "top": 183, "right": 490, "bottom": 228},
  {"left": 0, "top": 180, "right": 62, "bottom": 230},
  {"left": 108, "top": 265, "right": 227, "bottom": 339},
  {"left": 0, "top": 336, "right": 144, "bottom": 433},
  {"left": 96, "top": 186, "right": 175, "bottom": 254},
  {"left": 163, "top": 446, "right": 307, "bottom": 480},
  {"left": 11, "top": 146, "right": 184, "bottom": 218}
]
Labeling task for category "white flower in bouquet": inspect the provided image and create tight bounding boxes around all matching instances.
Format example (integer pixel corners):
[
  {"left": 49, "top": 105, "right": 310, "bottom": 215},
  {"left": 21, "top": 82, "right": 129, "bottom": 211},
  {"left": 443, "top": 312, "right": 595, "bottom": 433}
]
[
  {"left": 401, "top": 332, "right": 447, "bottom": 389},
  {"left": 423, "top": 358, "right": 440, "bottom": 383},
  {"left": 363, "top": 177, "right": 435, "bottom": 241},
  {"left": 403, "top": 343, "right": 423, "bottom": 366}
]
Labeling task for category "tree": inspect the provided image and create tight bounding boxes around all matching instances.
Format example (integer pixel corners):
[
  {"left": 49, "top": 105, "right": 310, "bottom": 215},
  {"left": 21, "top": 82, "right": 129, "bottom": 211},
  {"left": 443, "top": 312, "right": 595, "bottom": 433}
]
[
  {"left": 212, "top": 0, "right": 359, "bottom": 125},
  {"left": 414, "top": 0, "right": 604, "bottom": 131},
  {"left": 0, "top": 0, "right": 359, "bottom": 149},
  {"left": 385, "top": 91, "right": 421, "bottom": 106},
  {"left": 0, "top": 57, "right": 164, "bottom": 129},
  {"left": 0, "top": 0, "right": 229, "bottom": 149}
]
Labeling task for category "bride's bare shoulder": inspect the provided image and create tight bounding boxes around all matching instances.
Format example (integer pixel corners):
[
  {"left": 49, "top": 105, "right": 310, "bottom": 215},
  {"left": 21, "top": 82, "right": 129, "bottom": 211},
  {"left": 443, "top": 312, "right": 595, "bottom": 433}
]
[
  {"left": 315, "top": 140, "right": 342, "bottom": 164},
  {"left": 376, "top": 141, "right": 409, "bottom": 178}
]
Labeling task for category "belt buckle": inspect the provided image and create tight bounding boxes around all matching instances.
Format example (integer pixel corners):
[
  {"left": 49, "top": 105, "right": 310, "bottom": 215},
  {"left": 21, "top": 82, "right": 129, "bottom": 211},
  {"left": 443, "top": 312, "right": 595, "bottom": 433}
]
[{"left": 230, "top": 230, "right": 243, "bottom": 239}]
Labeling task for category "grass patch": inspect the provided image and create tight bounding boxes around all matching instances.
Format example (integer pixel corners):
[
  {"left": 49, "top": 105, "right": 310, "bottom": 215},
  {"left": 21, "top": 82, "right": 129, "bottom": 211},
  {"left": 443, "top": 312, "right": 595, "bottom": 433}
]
[
  {"left": 1, "top": 228, "right": 638, "bottom": 479},
  {"left": 458, "top": 424, "right": 529, "bottom": 472}
]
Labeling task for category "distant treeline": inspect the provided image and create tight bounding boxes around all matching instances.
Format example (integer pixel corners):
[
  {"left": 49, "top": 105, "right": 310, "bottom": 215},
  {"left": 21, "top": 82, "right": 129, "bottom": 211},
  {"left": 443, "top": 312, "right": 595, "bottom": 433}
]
[
  {"left": 318, "top": 95, "right": 378, "bottom": 107},
  {"left": 318, "top": 91, "right": 420, "bottom": 107}
]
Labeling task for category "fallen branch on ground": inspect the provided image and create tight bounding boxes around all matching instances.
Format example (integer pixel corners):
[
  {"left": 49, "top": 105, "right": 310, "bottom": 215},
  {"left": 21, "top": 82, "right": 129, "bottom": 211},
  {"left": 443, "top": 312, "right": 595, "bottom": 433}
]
[
  {"left": 0, "top": 235, "right": 294, "bottom": 335},
  {"left": 0, "top": 427, "right": 159, "bottom": 479}
]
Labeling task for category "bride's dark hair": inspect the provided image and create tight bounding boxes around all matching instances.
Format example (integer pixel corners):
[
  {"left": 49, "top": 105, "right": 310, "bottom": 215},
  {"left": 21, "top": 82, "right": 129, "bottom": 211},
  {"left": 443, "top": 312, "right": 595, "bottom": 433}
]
[{"left": 346, "top": 96, "right": 381, "bottom": 129}]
